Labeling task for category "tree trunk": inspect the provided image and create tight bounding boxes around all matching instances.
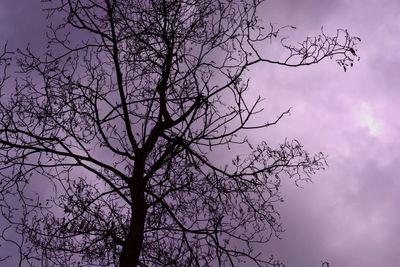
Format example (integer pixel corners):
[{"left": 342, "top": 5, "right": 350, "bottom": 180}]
[
  {"left": 119, "top": 109, "right": 162, "bottom": 266},
  {"left": 119, "top": 188, "right": 147, "bottom": 267},
  {"left": 119, "top": 167, "right": 147, "bottom": 267}
]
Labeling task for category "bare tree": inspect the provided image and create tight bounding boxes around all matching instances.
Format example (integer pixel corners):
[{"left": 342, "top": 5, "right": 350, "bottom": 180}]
[{"left": 0, "top": 0, "right": 359, "bottom": 266}]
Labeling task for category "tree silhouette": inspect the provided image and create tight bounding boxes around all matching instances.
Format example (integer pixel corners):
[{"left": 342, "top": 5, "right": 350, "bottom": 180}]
[{"left": 0, "top": 0, "right": 359, "bottom": 266}]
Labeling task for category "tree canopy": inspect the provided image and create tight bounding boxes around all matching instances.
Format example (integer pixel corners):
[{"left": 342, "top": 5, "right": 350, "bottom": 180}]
[{"left": 0, "top": 0, "right": 359, "bottom": 266}]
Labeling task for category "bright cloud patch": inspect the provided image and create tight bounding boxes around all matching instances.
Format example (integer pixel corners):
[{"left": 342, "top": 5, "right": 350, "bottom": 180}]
[{"left": 353, "top": 102, "right": 382, "bottom": 136}]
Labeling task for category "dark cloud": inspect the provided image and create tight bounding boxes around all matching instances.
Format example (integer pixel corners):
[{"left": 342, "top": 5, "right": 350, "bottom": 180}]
[{"left": 0, "top": 1, "right": 47, "bottom": 47}]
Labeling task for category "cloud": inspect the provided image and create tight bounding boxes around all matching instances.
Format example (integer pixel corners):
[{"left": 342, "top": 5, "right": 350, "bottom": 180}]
[{"left": 247, "top": 0, "right": 400, "bottom": 266}]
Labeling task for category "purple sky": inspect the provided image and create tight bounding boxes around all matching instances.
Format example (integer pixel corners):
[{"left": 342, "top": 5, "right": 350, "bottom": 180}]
[{"left": 1, "top": 0, "right": 399, "bottom": 266}]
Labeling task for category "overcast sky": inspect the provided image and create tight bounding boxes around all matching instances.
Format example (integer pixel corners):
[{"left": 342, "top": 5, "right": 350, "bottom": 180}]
[
  {"left": 1, "top": 1, "right": 399, "bottom": 267},
  {"left": 255, "top": 1, "right": 400, "bottom": 267}
]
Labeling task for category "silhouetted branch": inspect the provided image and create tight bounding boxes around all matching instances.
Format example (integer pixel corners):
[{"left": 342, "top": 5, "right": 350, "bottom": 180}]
[{"left": 0, "top": 0, "right": 359, "bottom": 266}]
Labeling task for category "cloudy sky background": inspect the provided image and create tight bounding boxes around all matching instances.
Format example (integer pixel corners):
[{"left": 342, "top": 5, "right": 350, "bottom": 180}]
[
  {"left": 256, "top": 1, "right": 400, "bottom": 267},
  {"left": 1, "top": 0, "right": 399, "bottom": 266}
]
